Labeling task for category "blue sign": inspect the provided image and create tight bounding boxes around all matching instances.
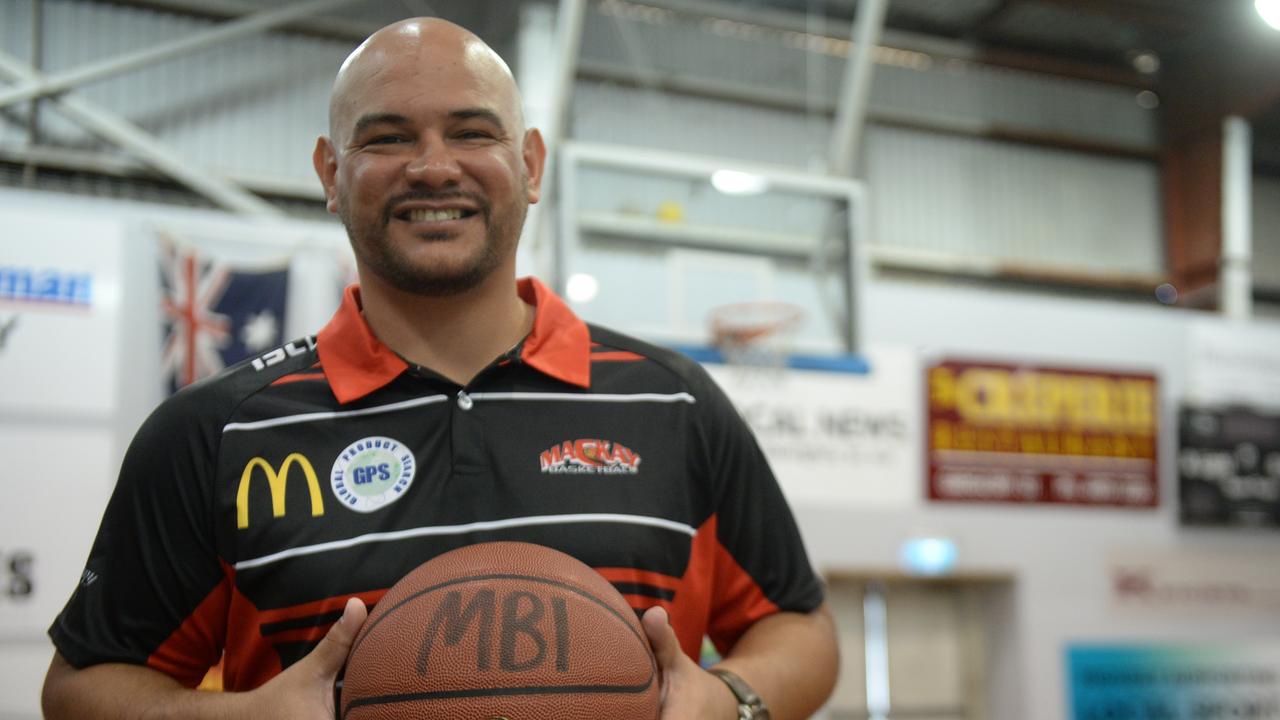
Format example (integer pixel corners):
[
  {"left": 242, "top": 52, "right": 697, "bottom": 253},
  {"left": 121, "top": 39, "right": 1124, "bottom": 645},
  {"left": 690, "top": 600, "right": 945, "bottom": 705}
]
[
  {"left": 0, "top": 267, "right": 91, "bottom": 306},
  {"left": 1068, "top": 644, "right": 1280, "bottom": 720}
]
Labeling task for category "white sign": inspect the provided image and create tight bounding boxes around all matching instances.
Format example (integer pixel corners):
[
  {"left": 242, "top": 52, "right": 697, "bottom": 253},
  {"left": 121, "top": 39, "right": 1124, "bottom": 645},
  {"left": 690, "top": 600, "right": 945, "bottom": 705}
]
[
  {"left": 0, "top": 425, "right": 115, "bottom": 638},
  {"left": 1109, "top": 546, "right": 1280, "bottom": 619},
  {"left": 1188, "top": 318, "right": 1280, "bottom": 411},
  {"left": 0, "top": 210, "right": 124, "bottom": 417},
  {"left": 1069, "top": 642, "right": 1280, "bottom": 720},
  {"left": 705, "top": 346, "right": 921, "bottom": 508}
]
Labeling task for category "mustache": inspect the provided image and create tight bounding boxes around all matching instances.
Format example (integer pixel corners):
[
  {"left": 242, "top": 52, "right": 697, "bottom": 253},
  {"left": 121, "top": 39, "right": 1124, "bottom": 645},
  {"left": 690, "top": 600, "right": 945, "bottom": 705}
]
[{"left": 381, "top": 190, "right": 488, "bottom": 225}]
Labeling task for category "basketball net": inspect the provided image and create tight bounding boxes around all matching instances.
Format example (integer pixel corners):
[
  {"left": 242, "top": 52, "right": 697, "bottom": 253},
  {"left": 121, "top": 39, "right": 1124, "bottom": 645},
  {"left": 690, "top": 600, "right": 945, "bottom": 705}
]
[{"left": 707, "top": 301, "right": 804, "bottom": 384}]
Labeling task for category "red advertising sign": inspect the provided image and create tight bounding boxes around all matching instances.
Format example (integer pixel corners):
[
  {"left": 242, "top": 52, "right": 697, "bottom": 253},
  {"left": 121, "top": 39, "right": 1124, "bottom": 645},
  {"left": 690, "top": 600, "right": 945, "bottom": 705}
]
[{"left": 927, "top": 359, "right": 1159, "bottom": 507}]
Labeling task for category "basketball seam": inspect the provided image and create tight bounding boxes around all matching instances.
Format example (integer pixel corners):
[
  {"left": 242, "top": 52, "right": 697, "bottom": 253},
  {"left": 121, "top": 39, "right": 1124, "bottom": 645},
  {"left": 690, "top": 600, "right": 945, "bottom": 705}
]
[{"left": 343, "top": 680, "right": 658, "bottom": 715}]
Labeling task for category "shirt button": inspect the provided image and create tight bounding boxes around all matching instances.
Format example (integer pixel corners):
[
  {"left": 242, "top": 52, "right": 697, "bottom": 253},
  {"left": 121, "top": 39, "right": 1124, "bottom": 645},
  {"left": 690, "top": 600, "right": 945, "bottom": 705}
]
[{"left": 457, "top": 391, "right": 474, "bottom": 410}]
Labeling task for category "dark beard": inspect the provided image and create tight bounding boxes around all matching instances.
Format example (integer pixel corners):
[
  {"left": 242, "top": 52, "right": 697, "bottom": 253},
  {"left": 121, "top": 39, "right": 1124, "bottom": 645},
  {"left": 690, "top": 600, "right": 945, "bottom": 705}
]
[{"left": 339, "top": 188, "right": 525, "bottom": 297}]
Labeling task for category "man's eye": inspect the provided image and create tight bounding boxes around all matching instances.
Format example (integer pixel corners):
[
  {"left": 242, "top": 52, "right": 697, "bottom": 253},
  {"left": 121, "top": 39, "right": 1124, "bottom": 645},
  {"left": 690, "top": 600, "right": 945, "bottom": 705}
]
[
  {"left": 367, "top": 135, "right": 406, "bottom": 145},
  {"left": 457, "top": 130, "right": 494, "bottom": 140}
]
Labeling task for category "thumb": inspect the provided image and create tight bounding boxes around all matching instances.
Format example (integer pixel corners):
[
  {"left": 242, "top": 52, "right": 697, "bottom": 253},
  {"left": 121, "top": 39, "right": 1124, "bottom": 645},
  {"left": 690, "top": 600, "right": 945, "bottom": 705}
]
[
  {"left": 306, "top": 597, "right": 368, "bottom": 677},
  {"left": 642, "top": 605, "right": 682, "bottom": 670}
]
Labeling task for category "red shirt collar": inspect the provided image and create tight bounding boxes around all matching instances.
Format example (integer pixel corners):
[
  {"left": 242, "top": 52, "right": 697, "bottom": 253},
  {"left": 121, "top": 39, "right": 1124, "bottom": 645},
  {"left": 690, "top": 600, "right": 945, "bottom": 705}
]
[{"left": 317, "top": 277, "right": 591, "bottom": 404}]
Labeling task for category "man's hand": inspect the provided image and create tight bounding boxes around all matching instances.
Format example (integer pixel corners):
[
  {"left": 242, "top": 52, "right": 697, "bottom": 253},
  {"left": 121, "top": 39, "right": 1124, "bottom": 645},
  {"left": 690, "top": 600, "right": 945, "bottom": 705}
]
[
  {"left": 641, "top": 606, "right": 738, "bottom": 720},
  {"left": 246, "top": 597, "right": 369, "bottom": 718},
  {"left": 42, "top": 597, "right": 369, "bottom": 720}
]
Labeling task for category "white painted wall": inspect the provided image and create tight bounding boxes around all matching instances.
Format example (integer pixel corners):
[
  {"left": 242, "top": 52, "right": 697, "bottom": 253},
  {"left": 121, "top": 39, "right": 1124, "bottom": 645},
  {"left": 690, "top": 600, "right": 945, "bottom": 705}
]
[
  {"left": 3, "top": 187, "right": 1279, "bottom": 720},
  {"left": 0, "top": 188, "right": 350, "bottom": 719},
  {"left": 1, "top": 3, "right": 1278, "bottom": 718},
  {"left": 789, "top": 274, "right": 1280, "bottom": 720}
]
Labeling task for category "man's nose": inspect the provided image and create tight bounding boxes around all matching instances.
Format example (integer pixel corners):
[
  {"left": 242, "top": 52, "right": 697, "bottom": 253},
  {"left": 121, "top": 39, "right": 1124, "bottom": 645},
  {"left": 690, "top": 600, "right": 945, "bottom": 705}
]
[{"left": 404, "top": 138, "right": 463, "bottom": 187}]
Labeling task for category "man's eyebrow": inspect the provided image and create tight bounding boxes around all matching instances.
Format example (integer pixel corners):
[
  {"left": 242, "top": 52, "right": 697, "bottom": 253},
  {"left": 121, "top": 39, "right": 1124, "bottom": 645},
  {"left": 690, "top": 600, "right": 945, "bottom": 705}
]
[
  {"left": 350, "top": 112, "right": 412, "bottom": 139},
  {"left": 451, "top": 108, "right": 506, "bottom": 130}
]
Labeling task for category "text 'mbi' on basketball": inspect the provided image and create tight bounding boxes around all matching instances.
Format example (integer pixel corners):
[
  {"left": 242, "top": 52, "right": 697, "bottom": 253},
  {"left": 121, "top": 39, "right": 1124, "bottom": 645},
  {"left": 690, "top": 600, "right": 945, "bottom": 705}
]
[{"left": 340, "top": 541, "right": 661, "bottom": 720}]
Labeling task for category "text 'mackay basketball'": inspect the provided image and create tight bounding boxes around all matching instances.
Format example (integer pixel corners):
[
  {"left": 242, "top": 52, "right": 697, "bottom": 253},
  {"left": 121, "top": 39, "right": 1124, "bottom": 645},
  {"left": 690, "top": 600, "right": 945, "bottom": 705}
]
[{"left": 340, "top": 541, "right": 661, "bottom": 720}]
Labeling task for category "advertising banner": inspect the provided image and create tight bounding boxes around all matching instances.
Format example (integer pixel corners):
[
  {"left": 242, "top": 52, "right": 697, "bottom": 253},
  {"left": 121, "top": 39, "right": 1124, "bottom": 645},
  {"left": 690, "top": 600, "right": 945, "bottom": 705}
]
[
  {"left": 926, "top": 359, "right": 1158, "bottom": 507},
  {"left": 1179, "top": 405, "right": 1280, "bottom": 528},
  {"left": 0, "top": 426, "right": 115, "bottom": 639},
  {"left": 706, "top": 346, "right": 921, "bottom": 508},
  {"left": 1109, "top": 546, "right": 1280, "bottom": 620},
  {"left": 1187, "top": 319, "right": 1280, "bottom": 410},
  {"left": 1068, "top": 644, "right": 1280, "bottom": 720},
  {"left": 0, "top": 210, "right": 123, "bottom": 417}
]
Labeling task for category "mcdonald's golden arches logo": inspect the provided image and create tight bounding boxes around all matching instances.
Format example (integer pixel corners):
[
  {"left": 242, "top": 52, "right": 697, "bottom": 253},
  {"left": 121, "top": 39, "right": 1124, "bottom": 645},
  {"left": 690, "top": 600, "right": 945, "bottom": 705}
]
[{"left": 237, "top": 453, "right": 325, "bottom": 529}]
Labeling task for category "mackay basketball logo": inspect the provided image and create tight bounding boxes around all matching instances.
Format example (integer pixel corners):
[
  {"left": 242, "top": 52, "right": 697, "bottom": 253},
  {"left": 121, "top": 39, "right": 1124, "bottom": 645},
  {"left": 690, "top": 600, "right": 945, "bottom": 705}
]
[{"left": 540, "top": 439, "right": 641, "bottom": 474}]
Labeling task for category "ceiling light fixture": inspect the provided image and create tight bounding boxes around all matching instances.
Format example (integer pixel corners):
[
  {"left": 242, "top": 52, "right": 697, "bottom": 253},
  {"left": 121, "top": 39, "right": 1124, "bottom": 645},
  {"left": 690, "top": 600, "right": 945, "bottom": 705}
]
[
  {"left": 565, "top": 273, "right": 599, "bottom": 303},
  {"left": 899, "top": 537, "right": 958, "bottom": 576},
  {"left": 1259, "top": 0, "right": 1280, "bottom": 30},
  {"left": 1128, "top": 50, "right": 1161, "bottom": 74},
  {"left": 711, "top": 169, "right": 769, "bottom": 196}
]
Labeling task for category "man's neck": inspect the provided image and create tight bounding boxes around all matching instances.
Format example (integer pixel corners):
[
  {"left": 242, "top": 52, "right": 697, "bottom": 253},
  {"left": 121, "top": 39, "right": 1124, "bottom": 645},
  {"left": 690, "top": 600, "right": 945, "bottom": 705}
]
[{"left": 357, "top": 271, "right": 534, "bottom": 386}]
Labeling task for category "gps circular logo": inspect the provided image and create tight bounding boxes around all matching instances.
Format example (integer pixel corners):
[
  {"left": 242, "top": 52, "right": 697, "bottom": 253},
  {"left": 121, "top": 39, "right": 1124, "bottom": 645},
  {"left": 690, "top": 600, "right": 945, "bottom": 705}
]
[{"left": 330, "top": 436, "right": 416, "bottom": 513}]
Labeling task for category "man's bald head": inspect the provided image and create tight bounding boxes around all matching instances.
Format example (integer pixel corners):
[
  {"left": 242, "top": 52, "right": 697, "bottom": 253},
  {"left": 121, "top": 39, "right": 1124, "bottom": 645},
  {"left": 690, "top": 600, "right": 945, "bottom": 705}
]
[
  {"left": 327, "top": 18, "right": 525, "bottom": 144},
  {"left": 311, "top": 16, "right": 547, "bottom": 302}
]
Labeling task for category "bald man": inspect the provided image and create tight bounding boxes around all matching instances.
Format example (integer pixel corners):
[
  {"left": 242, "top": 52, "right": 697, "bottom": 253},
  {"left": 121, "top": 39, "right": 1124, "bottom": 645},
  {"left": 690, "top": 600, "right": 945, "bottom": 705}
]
[{"left": 42, "top": 18, "right": 837, "bottom": 720}]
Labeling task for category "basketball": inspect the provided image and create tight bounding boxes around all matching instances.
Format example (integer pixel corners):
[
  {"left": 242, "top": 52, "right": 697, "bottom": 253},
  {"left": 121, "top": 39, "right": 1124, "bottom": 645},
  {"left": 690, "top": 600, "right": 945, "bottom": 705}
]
[{"left": 339, "top": 541, "right": 662, "bottom": 720}]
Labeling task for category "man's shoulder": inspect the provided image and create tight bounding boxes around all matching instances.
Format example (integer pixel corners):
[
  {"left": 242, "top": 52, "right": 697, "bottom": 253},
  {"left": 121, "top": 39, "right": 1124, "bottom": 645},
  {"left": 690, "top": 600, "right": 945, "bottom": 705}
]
[
  {"left": 583, "top": 323, "right": 716, "bottom": 391},
  {"left": 163, "top": 335, "right": 323, "bottom": 421}
]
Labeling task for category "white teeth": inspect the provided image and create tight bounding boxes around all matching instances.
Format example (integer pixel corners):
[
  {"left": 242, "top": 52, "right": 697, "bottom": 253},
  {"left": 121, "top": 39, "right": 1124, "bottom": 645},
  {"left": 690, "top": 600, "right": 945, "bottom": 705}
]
[{"left": 407, "top": 208, "right": 465, "bottom": 222}]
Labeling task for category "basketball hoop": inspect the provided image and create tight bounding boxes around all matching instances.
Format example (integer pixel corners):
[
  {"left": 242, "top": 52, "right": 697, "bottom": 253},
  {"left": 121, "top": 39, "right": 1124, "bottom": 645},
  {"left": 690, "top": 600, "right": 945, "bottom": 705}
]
[{"left": 707, "top": 301, "right": 805, "bottom": 373}]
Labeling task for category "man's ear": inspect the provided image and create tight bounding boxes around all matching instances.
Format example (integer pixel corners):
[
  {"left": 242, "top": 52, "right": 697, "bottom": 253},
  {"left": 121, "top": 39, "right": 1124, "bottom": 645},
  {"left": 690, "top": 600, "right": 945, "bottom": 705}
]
[
  {"left": 522, "top": 128, "right": 548, "bottom": 204},
  {"left": 312, "top": 135, "right": 340, "bottom": 214}
]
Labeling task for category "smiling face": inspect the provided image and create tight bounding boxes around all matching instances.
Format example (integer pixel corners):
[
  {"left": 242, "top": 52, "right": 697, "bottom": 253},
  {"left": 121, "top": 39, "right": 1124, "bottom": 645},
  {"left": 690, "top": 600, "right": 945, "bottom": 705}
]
[{"left": 314, "top": 20, "right": 545, "bottom": 297}]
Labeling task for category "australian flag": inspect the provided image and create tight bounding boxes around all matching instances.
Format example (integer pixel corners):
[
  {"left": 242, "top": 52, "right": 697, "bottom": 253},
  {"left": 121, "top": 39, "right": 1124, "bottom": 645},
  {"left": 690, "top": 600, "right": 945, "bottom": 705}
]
[{"left": 159, "top": 235, "right": 289, "bottom": 394}]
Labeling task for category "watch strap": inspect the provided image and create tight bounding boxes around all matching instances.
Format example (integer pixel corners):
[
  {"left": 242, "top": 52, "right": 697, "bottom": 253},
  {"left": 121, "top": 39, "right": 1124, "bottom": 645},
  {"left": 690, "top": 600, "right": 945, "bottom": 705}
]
[{"left": 709, "top": 667, "right": 771, "bottom": 720}]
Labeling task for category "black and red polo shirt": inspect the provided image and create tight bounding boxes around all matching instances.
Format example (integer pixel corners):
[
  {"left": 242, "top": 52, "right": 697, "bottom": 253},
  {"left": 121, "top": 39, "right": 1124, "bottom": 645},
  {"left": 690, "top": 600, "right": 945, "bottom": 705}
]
[{"left": 49, "top": 277, "right": 823, "bottom": 690}]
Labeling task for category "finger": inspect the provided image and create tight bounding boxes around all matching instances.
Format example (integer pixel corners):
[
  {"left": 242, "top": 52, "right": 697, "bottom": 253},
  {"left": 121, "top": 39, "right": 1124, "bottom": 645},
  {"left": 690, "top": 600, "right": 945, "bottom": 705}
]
[
  {"left": 308, "top": 598, "right": 369, "bottom": 676},
  {"left": 641, "top": 606, "right": 682, "bottom": 670}
]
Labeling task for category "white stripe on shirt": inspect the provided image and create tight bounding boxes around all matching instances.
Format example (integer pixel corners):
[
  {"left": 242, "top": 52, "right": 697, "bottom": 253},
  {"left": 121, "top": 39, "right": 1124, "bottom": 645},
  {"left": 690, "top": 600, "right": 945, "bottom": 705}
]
[
  {"left": 222, "top": 392, "right": 695, "bottom": 432},
  {"left": 233, "top": 513, "right": 698, "bottom": 570}
]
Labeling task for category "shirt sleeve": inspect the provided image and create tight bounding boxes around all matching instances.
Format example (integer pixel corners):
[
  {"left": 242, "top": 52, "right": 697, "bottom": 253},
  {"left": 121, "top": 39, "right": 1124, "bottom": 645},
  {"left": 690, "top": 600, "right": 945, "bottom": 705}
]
[
  {"left": 48, "top": 385, "right": 229, "bottom": 687},
  {"left": 689, "top": 367, "right": 826, "bottom": 652}
]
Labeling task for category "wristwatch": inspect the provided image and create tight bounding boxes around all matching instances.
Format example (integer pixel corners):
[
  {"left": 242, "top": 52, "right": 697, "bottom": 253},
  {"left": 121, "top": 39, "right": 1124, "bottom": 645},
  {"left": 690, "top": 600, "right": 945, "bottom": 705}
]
[{"left": 709, "top": 668, "right": 772, "bottom": 720}]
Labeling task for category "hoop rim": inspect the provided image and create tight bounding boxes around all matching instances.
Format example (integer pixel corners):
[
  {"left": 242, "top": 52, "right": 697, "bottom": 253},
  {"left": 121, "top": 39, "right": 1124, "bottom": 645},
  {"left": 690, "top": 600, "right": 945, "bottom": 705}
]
[{"left": 707, "top": 301, "right": 806, "bottom": 346}]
